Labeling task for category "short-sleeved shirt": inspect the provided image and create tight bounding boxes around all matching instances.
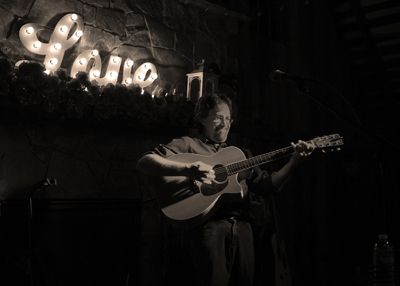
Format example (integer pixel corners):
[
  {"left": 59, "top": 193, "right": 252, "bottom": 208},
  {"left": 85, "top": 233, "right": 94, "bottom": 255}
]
[{"left": 151, "top": 135, "right": 272, "bottom": 221}]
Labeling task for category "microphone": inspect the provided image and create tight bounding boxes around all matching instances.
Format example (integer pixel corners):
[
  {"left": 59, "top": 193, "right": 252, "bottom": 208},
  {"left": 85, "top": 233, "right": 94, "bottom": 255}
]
[
  {"left": 33, "top": 177, "right": 58, "bottom": 190},
  {"left": 269, "top": 69, "right": 316, "bottom": 82},
  {"left": 43, "top": 177, "right": 58, "bottom": 186}
]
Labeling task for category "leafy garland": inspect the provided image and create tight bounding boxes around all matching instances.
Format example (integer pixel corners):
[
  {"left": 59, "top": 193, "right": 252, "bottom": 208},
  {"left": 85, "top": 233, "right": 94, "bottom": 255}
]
[{"left": 0, "top": 56, "right": 195, "bottom": 129}]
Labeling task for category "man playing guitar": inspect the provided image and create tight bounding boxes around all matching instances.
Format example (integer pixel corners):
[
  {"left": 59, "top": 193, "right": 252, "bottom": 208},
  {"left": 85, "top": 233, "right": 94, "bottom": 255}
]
[{"left": 137, "top": 93, "right": 319, "bottom": 286}]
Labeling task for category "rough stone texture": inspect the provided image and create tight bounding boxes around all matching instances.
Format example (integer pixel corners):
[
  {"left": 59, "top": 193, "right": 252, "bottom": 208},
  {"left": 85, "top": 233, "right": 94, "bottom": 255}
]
[
  {"left": 82, "top": 4, "right": 97, "bottom": 26},
  {"left": 1, "top": 0, "right": 239, "bottom": 86},
  {"left": 95, "top": 7, "right": 126, "bottom": 36},
  {"left": 115, "top": 43, "right": 152, "bottom": 61},
  {"left": 79, "top": 25, "right": 123, "bottom": 52},
  {"left": 153, "top": 47, "right": 189, "bottom": 68},
  {"left": 126, "top": 11, "right": 146, "bottom": 28},
  {"left": 81, "top": 0, "right": 110, "bottom": 8},
  {"left": 159, "top": 0, "right": 181, "bottom": 30},
  {"left": 146, "top": 17, "right": 175, "bottom": 49},
  {"left": 0, "top": 6, "right": 15, "bottom": 40},
  {"left": 0, "top": 0, "right": 33, "bottom": 17},
  {"left": 130, "top": 0, "right": 163, "bottom": 18},
  {"left": 204, "top": 13, "right": 237, "bottom": 39},
  {"left": 0, "top": 0, "right": 242, "bottom": 199},
  {"left": 111, "top": 0, "right": 133, "bottom": 12},
  {"left": 175, "top": 31, "right": 194, "bottom": 64},
  {"left": 125, "top": 28, "right": 151, "bottom": 48},
  {"left": 28, "top": 0, "right": 84, "bottom": 25}
]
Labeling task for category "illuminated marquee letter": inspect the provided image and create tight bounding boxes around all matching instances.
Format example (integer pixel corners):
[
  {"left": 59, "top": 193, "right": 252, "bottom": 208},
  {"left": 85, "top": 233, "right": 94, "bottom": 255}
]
[
  {"left": 18, "top": 13, "right": 159, "bottom": 89},
  {"left": 19, "top": 13, "right": 84, "bottom": 73},
  {"left": 132, "top": 62, "right": 158, "bottom": 89},
  {"left": 71, "top": 50, "right": 122, "bottom": 85}
]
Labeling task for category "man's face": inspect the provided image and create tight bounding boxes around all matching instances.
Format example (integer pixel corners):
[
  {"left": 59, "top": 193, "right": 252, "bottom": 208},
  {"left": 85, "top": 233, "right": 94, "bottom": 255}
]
[{"left": 200, "top": 102, "right": 232, "bottom": 143}]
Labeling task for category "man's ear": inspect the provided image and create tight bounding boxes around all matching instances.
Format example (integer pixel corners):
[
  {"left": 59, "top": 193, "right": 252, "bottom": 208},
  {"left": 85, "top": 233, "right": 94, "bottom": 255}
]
[{"left": 199, "top": 117, "right": 206, "bottom": 128}]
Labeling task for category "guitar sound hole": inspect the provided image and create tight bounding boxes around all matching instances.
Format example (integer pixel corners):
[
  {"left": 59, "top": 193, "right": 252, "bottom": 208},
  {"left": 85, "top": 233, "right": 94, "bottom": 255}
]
[{"left": 213, "top": 164, "right": 228, "bottom": 183}]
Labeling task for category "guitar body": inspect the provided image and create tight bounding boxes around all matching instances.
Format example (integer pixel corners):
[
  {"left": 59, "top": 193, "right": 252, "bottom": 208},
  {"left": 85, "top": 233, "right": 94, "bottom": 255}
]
[
  {"left": 155, "top": 134, "right": 343, "bottom": 227},
  {"left": 158, "top": 146, "right": 247, "bottom": 224}
]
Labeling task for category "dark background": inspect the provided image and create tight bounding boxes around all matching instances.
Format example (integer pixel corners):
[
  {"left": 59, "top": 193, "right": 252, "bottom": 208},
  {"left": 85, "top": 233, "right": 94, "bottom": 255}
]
[{"left": 1, "top": 0, "right": 399, "bottom": 285}]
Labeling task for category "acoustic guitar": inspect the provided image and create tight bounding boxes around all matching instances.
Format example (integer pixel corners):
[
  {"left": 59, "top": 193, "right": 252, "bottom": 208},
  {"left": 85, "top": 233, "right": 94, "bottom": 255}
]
[{"left": 158, "top": 134, "right": 343, "bottom": 225}]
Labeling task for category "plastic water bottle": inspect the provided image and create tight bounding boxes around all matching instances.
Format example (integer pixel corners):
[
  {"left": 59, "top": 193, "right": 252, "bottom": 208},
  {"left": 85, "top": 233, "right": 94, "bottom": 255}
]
[{"left": 373, "top": 234, "right": 395, "bottom": 286}]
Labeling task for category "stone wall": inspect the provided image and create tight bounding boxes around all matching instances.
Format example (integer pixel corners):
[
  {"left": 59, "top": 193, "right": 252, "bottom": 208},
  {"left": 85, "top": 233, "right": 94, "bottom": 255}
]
[
  {"left": 0, "top": 0, "right": 244, "bottom": 199},
  {"left": 0, "top": 0, "right": 241, "bottom": 95}
]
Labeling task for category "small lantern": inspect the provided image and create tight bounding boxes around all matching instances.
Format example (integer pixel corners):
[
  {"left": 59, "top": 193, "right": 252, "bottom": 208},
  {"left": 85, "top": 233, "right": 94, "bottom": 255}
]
[{"left": 186, "top": 60, "right": 219, "bottom": 101}]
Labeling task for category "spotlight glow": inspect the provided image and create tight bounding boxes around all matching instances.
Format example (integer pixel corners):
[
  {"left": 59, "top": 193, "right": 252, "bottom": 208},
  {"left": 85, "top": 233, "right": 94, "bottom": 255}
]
[
  {"left": 53, "top": 43, "right": 62, "bottom": 51},
  {"left": 125, "top": 60, "right": 134, "bottom": 67},
  {"left": 33, "top": 41, "right": 41, "bottom": 49},
  {"left": 25, "top": 26, "right": 34, "bottom": 35},
  {"left": 79, "top": 58, "right": 87, "bottom": 65},
  {"left": 49, "top": 58, "right": 58, "bottom": 65},
  {"left": 108, "top": 71, "right": 115, "bottom": 79},
  {"left": 75, "top": 30, "right": 83, "bottom": 38},
  {"left": 59, "top": 25, "right": 68, "bottom": 33},
  {"left": 91, "top": 50, "right": 99, "bottom": 57}
]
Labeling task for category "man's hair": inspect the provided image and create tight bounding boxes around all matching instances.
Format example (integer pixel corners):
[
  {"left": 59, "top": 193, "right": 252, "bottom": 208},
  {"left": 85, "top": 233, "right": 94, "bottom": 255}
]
[{"left": 194, "top": 94, "right": 233, "bottom": 124}]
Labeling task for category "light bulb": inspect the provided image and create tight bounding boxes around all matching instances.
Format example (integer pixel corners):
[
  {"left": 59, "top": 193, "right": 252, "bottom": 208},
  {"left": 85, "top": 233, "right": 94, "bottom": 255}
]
[
  {"left": 75, "top": 30, "right": 83, "bottom": 38},
  {"left": 59, "top": 25, "right": 68, "bottom": 33},
  {"left": 32, "top": 41, "right": 41, "bottom": 49},
  {"left": 91, "top": 50, "right": 99, "bottom": 57},
  {"left": 25, "top": 26, "right": 34, "bottom": 35},
  {"left": 112, "top": 57, "right": 120, "bottom": 64},
  {"left": 71, "top": 14, "right": 78, "bottom": 21},
  {"left": 53, "top": 43, "right": 62, "bottom": 51},
  {"left": 49, "top": 58, "right": 58, "bottom": 66},
  {"left": 79, "top": 58, "right": 87, "bottom": 65},
  {"left": 125, "top": 60, "right": 134, "bottom": 67}
]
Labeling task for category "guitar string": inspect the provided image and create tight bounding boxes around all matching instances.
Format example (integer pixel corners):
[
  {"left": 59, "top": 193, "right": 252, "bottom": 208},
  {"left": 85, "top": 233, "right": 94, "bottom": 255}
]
[
  {"left": 213, "top": 146, "right": 295, "bottom": 175},
  {"left": 211, "top": 137, "right": 342, "bottom": 176}
]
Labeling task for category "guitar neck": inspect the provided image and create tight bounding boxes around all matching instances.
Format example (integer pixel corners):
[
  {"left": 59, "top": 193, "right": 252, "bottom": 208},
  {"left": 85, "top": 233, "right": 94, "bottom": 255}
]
[{"left": 226, "top": 145, "right": 295, "bottom": 175}]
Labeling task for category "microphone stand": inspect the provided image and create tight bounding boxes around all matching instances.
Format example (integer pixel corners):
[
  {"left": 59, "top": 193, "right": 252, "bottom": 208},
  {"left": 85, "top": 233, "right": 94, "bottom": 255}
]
[
  {"left": 26, "top": 178, "right": 57, "bottom": 286},
  {"left": 291, "top": 76, "right": 395, "bottom": 238},
  {"left": 291, "top": 77, "right": 396, "bottom": 151}
]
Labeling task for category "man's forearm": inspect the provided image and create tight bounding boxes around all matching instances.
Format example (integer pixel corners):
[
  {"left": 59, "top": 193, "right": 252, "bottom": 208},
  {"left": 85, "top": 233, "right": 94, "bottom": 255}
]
[
  {"left": 271, "top": 155, "right": 302, "bottom": 188},
  {"left": 136, "top": 154, "right": 188, "bottom": 176}
]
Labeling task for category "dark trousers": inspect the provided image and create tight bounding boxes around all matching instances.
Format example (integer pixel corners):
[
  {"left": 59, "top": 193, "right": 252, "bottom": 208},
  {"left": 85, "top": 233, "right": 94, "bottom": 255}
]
[{"left": 188, "top": 218, "right": 255, "bottom": 286}]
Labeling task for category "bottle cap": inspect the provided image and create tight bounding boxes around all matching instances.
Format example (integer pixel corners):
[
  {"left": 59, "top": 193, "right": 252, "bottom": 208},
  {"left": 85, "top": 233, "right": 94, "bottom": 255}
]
[{"left": 378, "top": 234, "right": 388, "bottom": 240}]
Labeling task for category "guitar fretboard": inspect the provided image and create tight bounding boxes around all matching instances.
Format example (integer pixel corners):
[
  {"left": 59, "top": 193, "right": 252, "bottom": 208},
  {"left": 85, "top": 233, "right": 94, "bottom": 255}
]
[{"left": 225, "top": 145, "right": 295, "bottom": 175}]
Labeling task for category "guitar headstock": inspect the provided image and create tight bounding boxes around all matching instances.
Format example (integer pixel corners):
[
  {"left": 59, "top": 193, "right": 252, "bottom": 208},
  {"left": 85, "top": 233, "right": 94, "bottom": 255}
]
[{"left": 312, "top": 134, "right": 344, "bottom": 153}]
